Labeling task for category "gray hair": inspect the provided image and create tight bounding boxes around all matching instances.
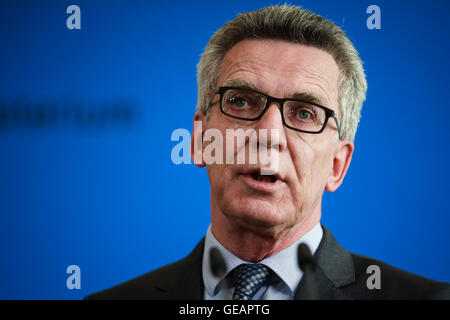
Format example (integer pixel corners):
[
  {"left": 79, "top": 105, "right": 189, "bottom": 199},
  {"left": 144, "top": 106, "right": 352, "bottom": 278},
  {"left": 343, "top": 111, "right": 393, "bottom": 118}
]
[{"left": 196, "top": 5, "right": 367, "bottom": 142}]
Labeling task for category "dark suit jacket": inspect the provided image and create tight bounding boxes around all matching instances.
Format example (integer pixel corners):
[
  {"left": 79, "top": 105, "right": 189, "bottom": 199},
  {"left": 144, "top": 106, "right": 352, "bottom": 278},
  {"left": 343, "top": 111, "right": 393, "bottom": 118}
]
[{"left": 86, "top": 225, "right": 449, "bottom": 300}]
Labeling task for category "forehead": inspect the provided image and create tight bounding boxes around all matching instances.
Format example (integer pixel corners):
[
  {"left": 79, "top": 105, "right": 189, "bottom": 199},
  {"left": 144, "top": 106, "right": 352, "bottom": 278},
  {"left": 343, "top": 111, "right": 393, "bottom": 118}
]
[{"left": 217, "top": 39, "right": 340, "bottom": 109}]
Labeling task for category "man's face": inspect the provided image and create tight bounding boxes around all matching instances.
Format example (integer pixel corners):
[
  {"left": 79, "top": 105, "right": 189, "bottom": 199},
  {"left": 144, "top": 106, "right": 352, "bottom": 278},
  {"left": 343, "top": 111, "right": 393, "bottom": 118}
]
[{"left": 194, "top": 39, "right": 352, "bottom": 238}]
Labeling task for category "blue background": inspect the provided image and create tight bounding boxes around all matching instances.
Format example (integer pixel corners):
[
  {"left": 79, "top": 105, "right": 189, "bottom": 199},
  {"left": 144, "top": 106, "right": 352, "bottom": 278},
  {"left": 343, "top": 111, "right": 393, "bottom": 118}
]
[{"left": 0, "top": 0, "right": 449, "bottom": 299}]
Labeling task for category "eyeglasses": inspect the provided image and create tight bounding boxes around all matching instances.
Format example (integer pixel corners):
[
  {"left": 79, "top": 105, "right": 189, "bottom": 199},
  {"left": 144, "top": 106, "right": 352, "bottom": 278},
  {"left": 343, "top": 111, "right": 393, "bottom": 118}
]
[{"left": 212, "top": 86, "right": 341, "bottom": 136}]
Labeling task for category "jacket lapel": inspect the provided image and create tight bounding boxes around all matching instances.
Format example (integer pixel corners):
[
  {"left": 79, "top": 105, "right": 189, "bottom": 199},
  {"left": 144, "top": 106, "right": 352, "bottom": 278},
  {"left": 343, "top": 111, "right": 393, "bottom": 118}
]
[
  {"left": 294, "top": 225, "right": 355, "bottom": 300},
  {"left": 154, "top": 238, "right": 205, "bottom": 299}
]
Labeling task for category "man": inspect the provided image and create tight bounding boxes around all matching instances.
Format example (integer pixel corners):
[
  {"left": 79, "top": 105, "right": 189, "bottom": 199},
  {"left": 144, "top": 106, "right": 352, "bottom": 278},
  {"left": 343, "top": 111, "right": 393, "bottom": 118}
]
[{"left": 86, "top": 5, "right": 449, "bottom": 300}]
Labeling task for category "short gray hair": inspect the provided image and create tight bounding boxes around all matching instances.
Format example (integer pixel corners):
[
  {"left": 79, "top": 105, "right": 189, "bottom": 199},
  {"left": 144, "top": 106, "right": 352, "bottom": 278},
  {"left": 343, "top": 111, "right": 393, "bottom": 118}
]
[{"left": 196, "top": 5, "right": 367, "bottom": 141}]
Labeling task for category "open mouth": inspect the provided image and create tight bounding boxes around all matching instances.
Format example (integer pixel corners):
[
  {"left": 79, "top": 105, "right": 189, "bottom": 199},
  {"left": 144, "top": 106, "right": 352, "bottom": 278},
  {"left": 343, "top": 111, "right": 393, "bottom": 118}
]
[
  {"left": 241, "top": 169, "right": 282, "bottom": 192},
  {"left": 250, "top": 171, "right": 277, "bottom": 183}
]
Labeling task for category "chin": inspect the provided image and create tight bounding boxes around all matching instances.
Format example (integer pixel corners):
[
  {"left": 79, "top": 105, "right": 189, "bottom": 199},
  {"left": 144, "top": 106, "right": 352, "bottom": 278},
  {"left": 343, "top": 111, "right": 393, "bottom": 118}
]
[{"left": 221, "top": 196, "right": 294, "bottom": 232}]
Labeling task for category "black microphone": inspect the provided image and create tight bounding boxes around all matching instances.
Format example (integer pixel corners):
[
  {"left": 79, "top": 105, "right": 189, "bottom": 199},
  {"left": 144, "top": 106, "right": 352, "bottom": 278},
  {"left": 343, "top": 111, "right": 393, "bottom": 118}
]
[
  {"left": 209, "top": 247, "right": 227, "bottom": 278},
  {"left": 297, "top": 243, "right": 319, "bottom": 300},
  {"left": 209, "top": 247, "right": 231, "bottom": 297}
]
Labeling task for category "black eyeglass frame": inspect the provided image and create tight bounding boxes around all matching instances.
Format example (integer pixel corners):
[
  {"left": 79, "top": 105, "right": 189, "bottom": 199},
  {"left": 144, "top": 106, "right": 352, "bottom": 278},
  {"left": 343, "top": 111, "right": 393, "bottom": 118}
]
[{"left": 212, "top": 86, "right": 341, "bottom": 136}]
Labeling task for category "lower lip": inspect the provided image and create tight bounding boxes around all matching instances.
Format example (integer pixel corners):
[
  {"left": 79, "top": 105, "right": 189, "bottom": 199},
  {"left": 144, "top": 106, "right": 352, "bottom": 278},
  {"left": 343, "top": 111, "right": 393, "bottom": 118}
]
[{"left": 240, "top": 174, "right": 284, "bottom": 193}]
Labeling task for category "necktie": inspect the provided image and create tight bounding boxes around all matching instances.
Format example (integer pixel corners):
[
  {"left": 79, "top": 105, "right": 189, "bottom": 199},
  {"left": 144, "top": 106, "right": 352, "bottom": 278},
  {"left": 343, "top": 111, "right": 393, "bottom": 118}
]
[{"left": 231, "top": 263, "right": 270, "bottom": 300}]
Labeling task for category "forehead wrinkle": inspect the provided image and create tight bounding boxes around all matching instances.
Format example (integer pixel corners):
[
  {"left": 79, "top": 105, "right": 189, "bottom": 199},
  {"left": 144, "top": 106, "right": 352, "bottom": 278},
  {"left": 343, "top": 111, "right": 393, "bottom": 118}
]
[
  {"left": 218, "top": 55, "right": 271, "bottom": 89},
  {"left": 280, "top": 62, "right": 339, "bottom": 108},
  {"left": 218, "top": 40, "right": 340, "bottom": 109}
]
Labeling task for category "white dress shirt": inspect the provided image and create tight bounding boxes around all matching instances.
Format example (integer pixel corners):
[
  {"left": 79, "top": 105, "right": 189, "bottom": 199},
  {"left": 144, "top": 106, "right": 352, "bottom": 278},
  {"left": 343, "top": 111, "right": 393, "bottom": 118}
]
[{"left": 202, "top": 223, "right": 323, "bottom": 300}]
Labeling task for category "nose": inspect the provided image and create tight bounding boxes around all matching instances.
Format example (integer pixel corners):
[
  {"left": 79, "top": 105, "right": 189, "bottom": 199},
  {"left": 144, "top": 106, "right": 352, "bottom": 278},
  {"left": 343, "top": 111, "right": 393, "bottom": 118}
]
[{"left": 254, "top": 102, "right": 287, "bottom": 153}]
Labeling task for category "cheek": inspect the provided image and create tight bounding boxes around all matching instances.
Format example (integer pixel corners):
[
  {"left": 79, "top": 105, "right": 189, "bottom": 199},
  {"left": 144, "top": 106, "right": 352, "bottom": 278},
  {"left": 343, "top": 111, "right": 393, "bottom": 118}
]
[
  {"left": 309, "top": 148, "right": 334, "bottom": 191},
  {"left": 206, "top": 163, "right": 239, "bottom": 201},
  {"left": 288, "top": 137, "right": 332, "bottom": 192},
  {"left": 288, "top": 136, "right": 313, "bottom": 176},
  {"left": 206, "top": 163, "right": 227, "bottom": 187}
]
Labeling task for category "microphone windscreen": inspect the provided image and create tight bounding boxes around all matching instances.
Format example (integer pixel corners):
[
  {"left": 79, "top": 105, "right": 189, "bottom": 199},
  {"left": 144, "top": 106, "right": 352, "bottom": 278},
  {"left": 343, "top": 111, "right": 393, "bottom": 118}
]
[
  {"left": 209, "top": 247, "right": 227, "bottom": 278},
  {"left": 297, "top": 243, "right": 315, "bottom": 271}
]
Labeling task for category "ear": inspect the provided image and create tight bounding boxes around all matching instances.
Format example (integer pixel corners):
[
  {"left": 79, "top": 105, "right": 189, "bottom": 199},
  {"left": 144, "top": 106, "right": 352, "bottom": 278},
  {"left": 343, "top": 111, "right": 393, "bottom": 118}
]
[
  {"left": 191, "top": 112, "right": 206, "bottom": 167},
  {"left": 325, "top": 140, "right": 354, "bottom": 192}
]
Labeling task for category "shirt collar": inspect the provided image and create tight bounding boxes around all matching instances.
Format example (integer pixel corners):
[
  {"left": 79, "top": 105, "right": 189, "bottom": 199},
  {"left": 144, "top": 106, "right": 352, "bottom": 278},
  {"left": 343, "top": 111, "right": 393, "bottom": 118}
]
[{"left": 202, "top": 223, "right": 323, "bottom": 297}]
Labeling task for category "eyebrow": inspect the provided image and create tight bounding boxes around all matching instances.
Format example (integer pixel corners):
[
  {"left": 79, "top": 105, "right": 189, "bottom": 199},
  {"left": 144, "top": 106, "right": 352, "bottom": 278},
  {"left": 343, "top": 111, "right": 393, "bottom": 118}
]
[
  {"left": 290, "top": 92, "right": 326, "bottom": 106},
  {"left": 223, "top": 79, "right": 260, "bottom": 92},
  {"left": 222, "top": 78, "right": 328, "bottom": 107}
]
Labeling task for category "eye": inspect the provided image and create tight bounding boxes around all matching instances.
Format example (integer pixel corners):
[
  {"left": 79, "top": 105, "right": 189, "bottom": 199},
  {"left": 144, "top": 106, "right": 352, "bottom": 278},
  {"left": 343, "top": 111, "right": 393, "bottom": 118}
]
[
  {"left": 297, "top": 109, "right": 312, "bottom": 120},
  {"left": 289, "top": 107, "right": 315, "bottom": 121},
  {"left": 228, "top": 97, "right": 248, "bottom": 108}
]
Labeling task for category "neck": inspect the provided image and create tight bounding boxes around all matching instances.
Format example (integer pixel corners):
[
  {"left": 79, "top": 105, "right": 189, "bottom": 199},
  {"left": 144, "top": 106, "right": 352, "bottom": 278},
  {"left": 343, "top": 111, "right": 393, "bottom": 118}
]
[{"left": 210, "top": 201, "right": 321, "bottom": 262}]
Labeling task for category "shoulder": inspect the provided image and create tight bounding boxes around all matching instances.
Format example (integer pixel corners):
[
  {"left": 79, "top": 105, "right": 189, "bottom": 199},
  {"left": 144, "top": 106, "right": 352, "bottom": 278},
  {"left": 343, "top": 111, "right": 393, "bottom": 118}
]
[
  {"left": 85, "top": 239, "right": 205, "bottom": 300},
  {"left": 84, "top": 260, "right": 184, "bottom": 300},
  {"left": 317, "top": 225, "right": 449, "bottom": 300},
  {"left": 347, "top": 253, "right": 450, "bottom": 300}
]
